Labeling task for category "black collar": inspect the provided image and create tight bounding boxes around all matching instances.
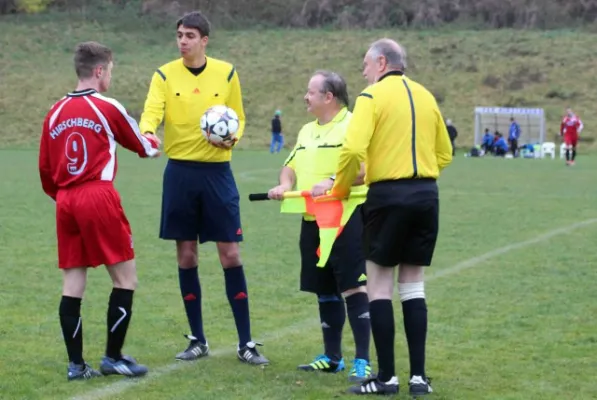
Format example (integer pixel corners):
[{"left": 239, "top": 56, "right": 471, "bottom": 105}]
[
  {"left": 185, "top": 58, "right": 207, "bottom": 76},
  {"left": 378, "top": 70, "right": 404, "bottom": 82},
  {"left": 67, "top": 89, "right": 97, "bottom": 97}
]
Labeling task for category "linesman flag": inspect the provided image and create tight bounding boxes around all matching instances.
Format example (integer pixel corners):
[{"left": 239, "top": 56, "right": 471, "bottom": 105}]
[{"left": 249, "top": 190, "right": 367, "bottom": 267}]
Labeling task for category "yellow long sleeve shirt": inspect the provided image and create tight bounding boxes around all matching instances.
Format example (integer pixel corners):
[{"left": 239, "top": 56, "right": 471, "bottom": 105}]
[
  {"left": 139, "top": 56, "right": 246, "bottom": 162},
  {"left": 333, "top": 71, "right": 453, "bottom": 196}
]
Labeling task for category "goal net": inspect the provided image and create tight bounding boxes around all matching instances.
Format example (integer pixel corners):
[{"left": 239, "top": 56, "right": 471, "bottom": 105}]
[{"left": 474, "top": 107, "right": 546, "bottom": 146}]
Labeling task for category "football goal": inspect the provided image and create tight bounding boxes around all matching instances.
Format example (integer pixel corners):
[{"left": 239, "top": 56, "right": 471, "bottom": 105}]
[{"left": 474, "top": 107, "right": 546, "bottom": 146}]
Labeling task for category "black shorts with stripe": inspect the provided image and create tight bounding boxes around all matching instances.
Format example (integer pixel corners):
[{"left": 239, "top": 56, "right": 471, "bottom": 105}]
[
  {"left": 299, "top": 205, "right": 367, "bottom": 295},
  {"left": 362, "top": 179, "right": 439, "bottom": 267}
]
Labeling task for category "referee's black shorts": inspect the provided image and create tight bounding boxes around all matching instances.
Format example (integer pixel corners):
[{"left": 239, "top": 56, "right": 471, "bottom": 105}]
[
  {"left": 299, "top": 205, "right": 367, "bottom": 295},
  {"left": 362, "top": 179, "right": 439, "bottom": 268}
]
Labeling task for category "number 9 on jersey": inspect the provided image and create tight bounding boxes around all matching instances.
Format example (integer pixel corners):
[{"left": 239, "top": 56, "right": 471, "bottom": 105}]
[{"left": 200, "top": 105, "right": 239, "bottom": 144}]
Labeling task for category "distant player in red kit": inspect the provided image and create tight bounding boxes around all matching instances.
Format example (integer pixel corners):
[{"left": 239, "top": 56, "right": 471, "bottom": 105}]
[
  {"left": 38, "top": 41, "right": 161, "bottom": 381},
  {"left": 560, "top": 108, "right": 583, "bottom": 166}
]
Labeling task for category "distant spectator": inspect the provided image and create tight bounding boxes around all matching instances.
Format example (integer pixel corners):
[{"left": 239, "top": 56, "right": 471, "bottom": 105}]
[
  {"left": 494, "top": 133, "right": 508, "bottom": 157},
  {"left": 508, "top": 117, "right": 520, "bottom": 157},
  {"left": 481, "top": 128, "right": 493, "bottom": 154},
  {"left": 270, "top": 110, "right": 283, "bottom": 153},
  {"left": 446, "top": 119, "right": 458, "bottom": 155}
]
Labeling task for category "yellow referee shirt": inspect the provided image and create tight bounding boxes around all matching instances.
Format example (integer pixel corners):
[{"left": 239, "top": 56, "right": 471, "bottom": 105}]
[
  {"left": 139, "top": 56, "right": 245, "bottom": 162},
  {"left": 333, "top": 71, "right": 452, "bottom": 195},
  {"left": 284, "top": 107, "right": 367, "bottom": 220}
]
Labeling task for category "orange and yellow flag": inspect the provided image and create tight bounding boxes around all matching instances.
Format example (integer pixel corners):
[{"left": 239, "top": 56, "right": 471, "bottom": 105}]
[{"left": 280, "top": 191, "right": 367, "bottom": 267}]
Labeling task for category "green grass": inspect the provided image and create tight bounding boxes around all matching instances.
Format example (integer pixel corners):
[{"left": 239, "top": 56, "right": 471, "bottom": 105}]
[
  {"left": 1, "top": 148, "right": 597, "bottom": 399},
  {"left": 1, "top": 12, "right": 597, "bottom": 150}
]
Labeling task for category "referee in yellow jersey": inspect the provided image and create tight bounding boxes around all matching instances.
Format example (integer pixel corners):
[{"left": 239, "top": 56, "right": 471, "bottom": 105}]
[
  {"left": 268, "top": 71, "right": 372, "bottom": 383},
  {"left": 329, "top": 39, "right": 453, "bottom": 396},
  {"left": 139, "top": 11, "right": 268, "bottom": 366}
]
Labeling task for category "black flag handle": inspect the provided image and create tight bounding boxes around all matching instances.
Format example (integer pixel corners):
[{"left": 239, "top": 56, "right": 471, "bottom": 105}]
[{"left": 248, "top": 193, "right": 270, "bottom": 201}]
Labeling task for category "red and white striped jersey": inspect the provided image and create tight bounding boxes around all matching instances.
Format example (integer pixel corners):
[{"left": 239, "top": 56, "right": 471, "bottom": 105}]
[
  {"left": 560, "top": 115, "right": 584, "bottom": 136},
  {"left": 39, "top": 89, "right": 159, "bottom": 200}
]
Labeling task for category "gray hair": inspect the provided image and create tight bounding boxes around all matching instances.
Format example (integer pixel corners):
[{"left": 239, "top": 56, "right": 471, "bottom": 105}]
[
  {"left": 368, "top": 38, "right": 407, "bottom": 70},
  {"left": 313, "top": 70, "right": 350, "bottom": 108}
]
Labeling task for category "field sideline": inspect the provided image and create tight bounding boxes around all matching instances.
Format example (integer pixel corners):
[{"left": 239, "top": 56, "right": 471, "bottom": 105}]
[{"left": 1, "top": 149, "right": 596, "bottom": 399}]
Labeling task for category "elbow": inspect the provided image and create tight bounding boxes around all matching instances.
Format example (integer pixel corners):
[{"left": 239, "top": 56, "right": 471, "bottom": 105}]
[{"left": 342, "top": 146, "right": 361, "bottom": 162}]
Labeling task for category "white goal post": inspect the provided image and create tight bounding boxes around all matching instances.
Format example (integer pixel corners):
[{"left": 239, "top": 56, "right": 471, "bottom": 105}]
[{"left": 474, "top": 107, "right": 546, "bottom": 146}]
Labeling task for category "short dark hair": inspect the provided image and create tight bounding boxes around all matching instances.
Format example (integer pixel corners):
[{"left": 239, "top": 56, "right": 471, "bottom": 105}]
[
  {"left": 74, "top": 41, "right": 112, "bottom": 79},
  {"left": 177, "top": 11, "right": 211, "bottom": 37},
  {"left": 313, "top": 70, "right": 350, "bottom": 107}
]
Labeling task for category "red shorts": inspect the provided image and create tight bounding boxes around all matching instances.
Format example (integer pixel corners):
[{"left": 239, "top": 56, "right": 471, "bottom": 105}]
[
  {"left": 564, "top": 133, "right": 578, "bottom": 147},
  {"left": 56, "top": 181, "right": 134, "bottom": 269}
]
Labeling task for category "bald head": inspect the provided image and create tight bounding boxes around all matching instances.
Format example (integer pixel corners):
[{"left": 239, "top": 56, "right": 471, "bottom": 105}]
[{"left": 368, "top": 38, "right": 407, "bottom": 70}]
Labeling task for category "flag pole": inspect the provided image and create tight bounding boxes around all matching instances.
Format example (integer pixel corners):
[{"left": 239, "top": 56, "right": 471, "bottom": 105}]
[{"left": 248, "top": 190, "right": 366, "bottom": 202}]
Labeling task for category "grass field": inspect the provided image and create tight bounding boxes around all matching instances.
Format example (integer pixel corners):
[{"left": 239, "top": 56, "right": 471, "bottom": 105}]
[
  {"left": 1, "top": 148, "right": 597, "bottom": 399},
  {"left": 1, "top": 11, "right": 597, "bottom": 150}
]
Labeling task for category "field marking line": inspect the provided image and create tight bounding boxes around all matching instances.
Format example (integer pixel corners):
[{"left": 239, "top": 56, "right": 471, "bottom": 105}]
[
  {"left": 442, "top": 190, "right": 597, "bottom": 200},
  {"left": 428, "top": 217, "right": 597, "bottom": 281},
  {"left": 70, "top": 217, "right": 597, "bottom": 400},
  {"left": 69, "top": 319, "right": 313, "bottom": 400}
]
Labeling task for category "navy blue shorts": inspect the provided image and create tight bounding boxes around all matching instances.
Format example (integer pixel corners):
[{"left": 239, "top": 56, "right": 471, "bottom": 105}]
[{"left": 159, "top": 159, "right": 243, "bottom": 243}]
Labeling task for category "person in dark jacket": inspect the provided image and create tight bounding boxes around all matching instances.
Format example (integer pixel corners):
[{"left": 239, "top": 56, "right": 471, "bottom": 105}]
[
  {"left": 270, "top": 110, "right": 283, "bottom": 153},
  {"left": 446, "top": 119, "right": 458, "bottom": 155}
]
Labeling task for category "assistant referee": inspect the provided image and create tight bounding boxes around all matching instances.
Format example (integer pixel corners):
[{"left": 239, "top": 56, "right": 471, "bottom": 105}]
[
  {"left": 330, "top": 39, "right": 453, "bottom": 396},
  {"left": 268, "top": 70, "right": 372, "bottom": 383}
]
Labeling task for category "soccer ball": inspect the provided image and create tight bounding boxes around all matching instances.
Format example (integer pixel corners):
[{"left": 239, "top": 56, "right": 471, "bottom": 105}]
[{"left": 200, "top": 105, "right": 239, "bottom": 144}]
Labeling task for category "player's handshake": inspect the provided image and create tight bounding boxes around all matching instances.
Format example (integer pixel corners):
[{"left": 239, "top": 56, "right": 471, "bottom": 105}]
[{"left": 143, "top": 133, "right": 163, "bottom": 158}]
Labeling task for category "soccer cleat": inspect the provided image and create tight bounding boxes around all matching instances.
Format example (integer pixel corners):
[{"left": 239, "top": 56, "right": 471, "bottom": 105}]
[
  {"left": 99, "top": 355, "right": 148, "bottom": 377},
  {"left": 348, "top": 358, "right": 372, "bottom": 382},
  {"left": 175, "top": 335, "right": 209, "bottom": 361},
  {"left": 298, "top": 354, "right": 345, "bottom": 373},
  {"left": 237, "top": 341, "right": 269, "bottom": 365},
  {"left": 67, "top": 362, "right": 102, "bottom": 381},
  {"left": 348, "top": 376, "right": 399, "bottom": 395},
  {"left": 409, "top": 375, "right": 433, "bottom": 396}
]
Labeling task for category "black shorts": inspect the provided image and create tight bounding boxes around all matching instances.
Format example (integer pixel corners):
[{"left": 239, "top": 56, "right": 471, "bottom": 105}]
[
  {"left": 362, "top": 179, "right": 439, "bottom": 267},
  {"left": 159, "top": 159, "right": 243, "bottom": 243},
  {"left": 299, "top": 205, "right": 367, "bottom": 295}
]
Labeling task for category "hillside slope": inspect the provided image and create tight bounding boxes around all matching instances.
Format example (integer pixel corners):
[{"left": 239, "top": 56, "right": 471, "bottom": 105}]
[{"left": 1, "top": 14, "right": 595, "bottom": 150}]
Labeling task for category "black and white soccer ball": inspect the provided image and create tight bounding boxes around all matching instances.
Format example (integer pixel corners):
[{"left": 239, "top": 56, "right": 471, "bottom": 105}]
[{"left": 200, "top": 105, "right": 239, "bottom": 144}]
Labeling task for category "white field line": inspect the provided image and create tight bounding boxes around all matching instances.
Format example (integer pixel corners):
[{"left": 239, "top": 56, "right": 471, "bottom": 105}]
[
  {"left": 71, "top": 170, "right": 597, "bottom": 400},
  {"left": 70, "top": 319, "right": 313, "bottom": 400},
  {"left": 428, "top": 218, "right": 597, "bottom": 281}
]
